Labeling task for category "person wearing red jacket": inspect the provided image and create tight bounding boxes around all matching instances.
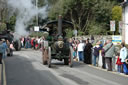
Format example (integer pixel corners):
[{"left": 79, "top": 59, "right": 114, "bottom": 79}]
[
  {"left": 31, "top": 38, "right": 34, "bottom": 48},
  {"left": 116, "top": 54, "right": 123, "bottom": 73}
]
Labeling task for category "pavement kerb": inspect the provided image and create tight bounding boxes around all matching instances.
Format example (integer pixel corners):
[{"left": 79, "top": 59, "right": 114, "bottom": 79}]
[
  {"left": 88, "top": 64, "right": 128, "bottom": 78},
  {"left": 76, "top": 61, "right": 128, "bottom": 78}
]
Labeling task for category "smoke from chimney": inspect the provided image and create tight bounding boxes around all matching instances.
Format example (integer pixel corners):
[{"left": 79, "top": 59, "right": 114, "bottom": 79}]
[{"left": 7, "top": 0, "right": 48, "bottom": 36}]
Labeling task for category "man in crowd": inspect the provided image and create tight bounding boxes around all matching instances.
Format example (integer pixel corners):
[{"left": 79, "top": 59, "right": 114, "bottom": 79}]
[
  {"left": 2, "top": 39, "right": 7, "bottom": 59},
  {"left": 0, "top": 39, "right": 4, "bottom": 64},
  {"left": 103, "top": 38, "right": 116, "bottom": 71}
]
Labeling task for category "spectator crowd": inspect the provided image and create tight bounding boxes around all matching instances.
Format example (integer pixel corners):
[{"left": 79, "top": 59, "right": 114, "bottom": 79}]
[
  {"left": 69, "top": 36, "right": 128, "bottom": 75},
  {"left": 0, "top": 35, "right": 128, "bottom": 75}
]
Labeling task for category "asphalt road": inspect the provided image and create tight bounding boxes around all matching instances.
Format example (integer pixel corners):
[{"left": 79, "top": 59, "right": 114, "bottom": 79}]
[{"left": 4, "top": 49, "right": 128, "bottom": 85}]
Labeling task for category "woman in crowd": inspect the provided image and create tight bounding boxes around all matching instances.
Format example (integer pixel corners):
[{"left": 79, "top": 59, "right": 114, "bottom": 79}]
[
  {"left": 72, "top": 40, "right": 77, "bottom": 59},
  {"left": 78, "top": 40, "right": 85, "bottom": 61},
  {"left": 84, "top": 38, "right": 93, "bottom": 64},
  {"left": 93, "top": 41, "right": 102, "bottom": 66}
]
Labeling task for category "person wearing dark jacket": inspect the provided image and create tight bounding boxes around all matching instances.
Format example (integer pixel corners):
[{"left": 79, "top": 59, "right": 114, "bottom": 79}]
[
  {"left": 93, "top": 41, "right": 102, "bottom": 66},
  {"left": 84, "top": 39, "right": 93, "bottom": 64}
]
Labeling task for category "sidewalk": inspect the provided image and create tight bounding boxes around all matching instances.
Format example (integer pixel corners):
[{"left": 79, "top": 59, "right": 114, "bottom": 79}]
[
  {"left": 76, "top": 61, "right": 128, "bottom": 78},
  {"left": 88, "top": 64, "right": 128, "bottom": 78}
]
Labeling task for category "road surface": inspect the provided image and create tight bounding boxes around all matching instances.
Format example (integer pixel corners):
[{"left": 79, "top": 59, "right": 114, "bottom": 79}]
[{"left": 4, "top": 49, "right": 128, "bottom": 85}]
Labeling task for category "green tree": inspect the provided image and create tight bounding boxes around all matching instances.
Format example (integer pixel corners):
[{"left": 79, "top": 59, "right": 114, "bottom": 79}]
[
  {"left": 0, "top": 22, "right": 7, "bottom": 32},
  {"left": 8, "top": 16, "right": 16, "bottom": 31},
  {"left": 38, "top": 0, "right": 45, "bottom": 7},
  {"left": 112, "top": 6, "right": 122, "bottom": 34},
  {"left": 65, "top": 28, "right": 73, "bottom": 38},
  {"left": 48, "top": 0, "right": 118, "bottom": 35},
  {"left": 0, "top": 0, "right": 8, "bottom": 22}
]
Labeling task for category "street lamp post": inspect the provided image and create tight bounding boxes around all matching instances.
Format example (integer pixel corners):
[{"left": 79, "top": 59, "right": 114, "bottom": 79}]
[{"left": 36, "top": 0, "right": 38, "bottom": 26}]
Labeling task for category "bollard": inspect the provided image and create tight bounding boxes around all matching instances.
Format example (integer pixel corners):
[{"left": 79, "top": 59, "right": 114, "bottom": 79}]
[{"left": 98, "top": 50, "right": 103, "bottom": 67}]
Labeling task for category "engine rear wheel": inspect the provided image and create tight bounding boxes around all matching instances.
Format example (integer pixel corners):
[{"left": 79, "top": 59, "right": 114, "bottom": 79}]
[{"left": 48, "top": 47, "right": 51, "bottom": 68}]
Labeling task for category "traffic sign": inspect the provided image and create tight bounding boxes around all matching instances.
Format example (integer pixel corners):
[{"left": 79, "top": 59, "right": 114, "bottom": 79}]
[
  {"left": 110, "top": 21, "right": 115, "bottom": 31},
  {"left": 34, "top": 26, "right": 39, "bottom": 31},
  {"left": 73, "top": 30, "right": 77, "bottom": 37},
  {"left": 73, "top": 30, "right": 77, "bottom": 35},
  {"left": 112, "top": 35, "right": 122, "bottom": 45}
]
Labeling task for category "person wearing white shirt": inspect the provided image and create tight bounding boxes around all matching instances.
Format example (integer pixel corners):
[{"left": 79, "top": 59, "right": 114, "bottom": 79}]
[
  {"left": 120, "top": 43, "right": 127, "bottom": 72},
  {"left": 78, "top": 41, "right": 85, "bottom": 61}
]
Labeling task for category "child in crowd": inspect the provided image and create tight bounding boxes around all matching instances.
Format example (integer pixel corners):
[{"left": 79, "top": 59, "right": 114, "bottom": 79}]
[{"left": 116, "top": 53, "right": 123, "bottom": 73}]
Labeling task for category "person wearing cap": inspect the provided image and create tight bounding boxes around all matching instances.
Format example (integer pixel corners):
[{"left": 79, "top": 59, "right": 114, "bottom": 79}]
[
  {"left": 103, "top": 38, "right": 116, "bottom": 71},
  {"left": 2, "top": 39, "right": 8, "bottom": 59}
]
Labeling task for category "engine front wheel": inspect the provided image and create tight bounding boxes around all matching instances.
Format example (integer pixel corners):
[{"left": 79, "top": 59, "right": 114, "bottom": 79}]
[{"left": 42, "top": 49, "right": 48, "bottom": 65}]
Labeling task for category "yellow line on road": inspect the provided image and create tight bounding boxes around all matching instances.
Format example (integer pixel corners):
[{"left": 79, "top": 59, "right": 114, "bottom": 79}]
[{"left": 2, "top": 60, "right": 7, "bottom": 85}]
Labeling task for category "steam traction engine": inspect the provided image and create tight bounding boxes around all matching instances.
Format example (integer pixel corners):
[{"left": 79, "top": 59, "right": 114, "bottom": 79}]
[{"left": 42, "top": 15, "right": 73, "bottom": 67}]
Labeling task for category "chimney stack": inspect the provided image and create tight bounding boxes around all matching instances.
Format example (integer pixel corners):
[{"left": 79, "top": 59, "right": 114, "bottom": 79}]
[{"left": 58, "top": 15, "right": 62, "bottom": 36}]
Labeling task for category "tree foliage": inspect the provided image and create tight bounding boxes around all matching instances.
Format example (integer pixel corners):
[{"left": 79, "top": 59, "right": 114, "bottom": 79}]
[
  {"left": 48, "top": 0, "right": 120, "bottom": 35},
  {"left": 0, "top": 0, "right": 122, "bottom": 35},
  {"left": 112, "top": 6, "right": 122, "bottom": 21},
  {"left": 0, "top": 22, "right": 7, "bottom": 31},
  {"left": 112, "top": 6, "right": 122, "bottom": 34},
  {"left": 0, "top": 0, "right": 8, "bottom": 22},
  {"left": 8, "top": 16, "right": 16, "bottom": 31}
]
